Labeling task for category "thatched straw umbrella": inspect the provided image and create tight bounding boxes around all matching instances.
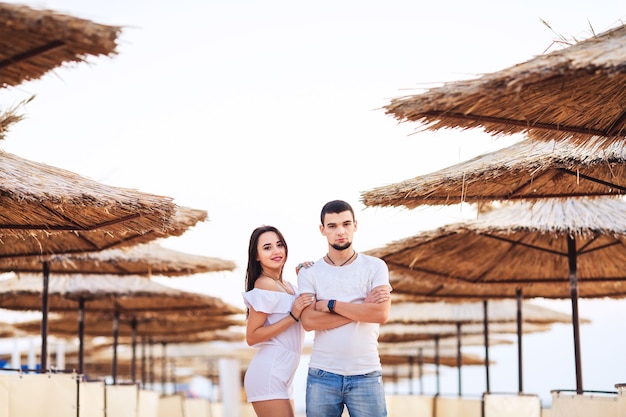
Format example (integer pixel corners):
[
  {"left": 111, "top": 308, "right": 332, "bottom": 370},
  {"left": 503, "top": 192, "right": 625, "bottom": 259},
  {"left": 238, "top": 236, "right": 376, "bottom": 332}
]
[
  {"left": 17, "top": 318, "right": 245, "bottom": 388},
  {"left": 0, "top": 273, "right": 242, "bottom": 383},
  {"left": 0, "top": 200, "right": 205, "bottom": 372},
  {"left": 365, "top": 196, "right": 626, "bottom": 394},
  {"left": 379, "top": 322, "right": 552, "bottom": 344},
  {"left": 380, "top": 322, "right": 553, "bottom": 393},
  {"left": 379, "top": 331, "right": 510, "bottom": 396},
  {"left": 0, "top": 139, "right": 184, "bottom": 370},
  {"left": 380, "top": 347, "right": 488, "bottom": 368},
  {"left": 361, "top": 138, "right": 626, "bottom": 209},
  {"left": 0, "top": 231, "right": 232, "bottom": 378},
  {"left": 384, "top": 299, "right": 585, "bottom": 395},
  {"left": 388, "top": 299, "right": 575, "bottom": 324},
  {"left": 380, "top": 343, "right": 491, "bottom": 396},
  {"left": 0, "top": 149, "right": 178, "bottom": 256},
  {"left": 384, "top": 23, "right": 626, "bottom": 145},
  {"left": 0, "top": 241, "right": 236, "bottom": 277},
  {"left": 0, "top": 320, "right": 24, "bottom": 338},
  {"left": 0, "top": 2, "right": 121, "bottom": 88}
]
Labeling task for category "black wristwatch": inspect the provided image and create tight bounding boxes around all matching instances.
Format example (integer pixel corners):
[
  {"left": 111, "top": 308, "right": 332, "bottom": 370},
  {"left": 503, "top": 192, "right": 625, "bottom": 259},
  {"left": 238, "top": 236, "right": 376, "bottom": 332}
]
[{"left": 327, "top": 299, "right": 336, "bottom": 313}]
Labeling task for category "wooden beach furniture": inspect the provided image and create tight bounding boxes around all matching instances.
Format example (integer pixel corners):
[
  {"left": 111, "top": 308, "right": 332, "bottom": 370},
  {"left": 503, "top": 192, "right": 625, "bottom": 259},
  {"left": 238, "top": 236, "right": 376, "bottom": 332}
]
[
  {"left": 434, "top": 395, "right": 482, "bottom": 417},
  {"left": 0, "top": 372, "right": 76, "bottom": 417},
  {"left": 386, "top": 394, "right": 434, "bottom": 416},
  {"left": 183, "top": 398, "right": 213, "bottom": 417},
  {"left": 550, "top": 390, "right": 618, "bottom": 417},
  {"left": 79, "top": 380, "right": 106, "bottom": 417},
  {"left": 157, "top": 395, "right": 184, "bottom": 417},
  {"left": 137, "top": 389, "right": 160, "bottom": 417},
  {"left": 105, "top": 384, "right": 139, "bottom": 417},
  {"left": 483, "top": 393, "right": 541, "bottom": 417}
]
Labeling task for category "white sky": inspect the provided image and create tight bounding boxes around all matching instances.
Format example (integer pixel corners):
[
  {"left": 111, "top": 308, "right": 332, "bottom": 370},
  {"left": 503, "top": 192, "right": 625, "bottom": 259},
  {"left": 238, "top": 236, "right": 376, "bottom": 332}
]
[{"left": 1, "top": 0, "right": 626, "bottom": 407}]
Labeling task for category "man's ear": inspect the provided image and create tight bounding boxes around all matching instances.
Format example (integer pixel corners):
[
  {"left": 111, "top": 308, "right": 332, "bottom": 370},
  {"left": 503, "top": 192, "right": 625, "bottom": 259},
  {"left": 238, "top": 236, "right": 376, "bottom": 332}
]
[
  {"left": 319, "top": 224, "right": 325, "bottom": 236},
  {"left": 353, "top": 220, "right": 358, "bottom": 232}
]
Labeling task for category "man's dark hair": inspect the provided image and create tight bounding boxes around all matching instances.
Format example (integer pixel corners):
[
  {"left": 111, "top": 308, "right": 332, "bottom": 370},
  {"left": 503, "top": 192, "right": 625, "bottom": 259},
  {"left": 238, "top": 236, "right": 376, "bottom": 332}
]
[{"left": 320, "top": 200, "right": 355, "bottom": 225}]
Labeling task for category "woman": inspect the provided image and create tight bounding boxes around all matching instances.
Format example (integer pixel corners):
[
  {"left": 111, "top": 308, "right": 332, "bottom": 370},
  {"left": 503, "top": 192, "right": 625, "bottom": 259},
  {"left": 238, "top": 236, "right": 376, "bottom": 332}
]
[{"left": 242, "top": 225, "right": 314, "bottom": 417}]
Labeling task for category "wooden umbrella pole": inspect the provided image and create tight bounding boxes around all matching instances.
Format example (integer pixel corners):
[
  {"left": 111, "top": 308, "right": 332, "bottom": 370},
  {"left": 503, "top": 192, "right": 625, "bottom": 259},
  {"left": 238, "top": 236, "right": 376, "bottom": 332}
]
[
  {"left": 408, "top": 355, "right": 414, "bottom": 395},
  {"left": 161, "top": 342, "right": 166, "bottom": 395},
  {"left": 435, "top": 335, "right": 440, "bottom": 395},
  {"left": 392, "top": 366, "right": 398, "bottom": 395},
  {"left": 456, "top": 322, "right": 462, "bottom": 397},
  {"left": 568, "top": 235, "right": 584, "bottom": 394},
  {"left": 112, "top": 311, "right": 119, "bottom": 384},
  {"left": 516, "top": 289, "right": 523, "bottom": 393},
  {"left": 483, "top": 300, "right": 490, "bottom": 394},
  {"left": 149, "top": 338, "right": 154, "bottom": 388},
  {"left": 141, "top": 336, "right": 147, "bottom": 389},
  {"left": 41, "top": 260, "right": 50, "bottom": 372},
  {"left": 78, "top": 299, "right": 85, "bottom": 374},
  {"left": 131, "top": 318, "right": 137, "bottom": 384},
  {"left": 418, "top": 348, "right": 424, "bottom": 395}
]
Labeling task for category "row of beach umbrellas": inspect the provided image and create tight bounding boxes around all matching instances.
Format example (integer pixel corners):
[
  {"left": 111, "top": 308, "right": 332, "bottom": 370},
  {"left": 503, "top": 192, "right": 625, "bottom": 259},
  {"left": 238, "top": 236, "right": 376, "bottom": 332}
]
[
  {"left": 0, "top": 2, "right": 244, "bottom": 386},
  {"left": 360, "top": 21, "right": 626, "bottom": 396}
]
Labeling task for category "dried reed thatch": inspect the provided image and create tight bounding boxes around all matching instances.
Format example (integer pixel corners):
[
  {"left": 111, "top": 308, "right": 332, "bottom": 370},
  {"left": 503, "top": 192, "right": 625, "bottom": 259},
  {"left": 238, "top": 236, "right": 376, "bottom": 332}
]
[
  {"left": 379, "top": 334, "right": 512, "bottom": 351},
  {"left": 0, "top": 242, "right": 235, "bottom": 277},
  {"left": 385, "top": 23, "right": 626, "bottom": 144},
  {"left": 378, "top": 322, "right": 552, "bottom": 344},
  {"left": 380, "top": 350, "right": 486, "bottom": 367},
  {"left": 0, "top": 104, "right": 24, "bottom": 140},
  {"left": 0, "top": 149, "right": 181, "bottom": 257},
  {"left": 361, "top": 139, "right": 626, "bottom": 209},
  {"left": 0, "top": 320, "right": 23, "bottom": 338},
  {"left": 0, "top": 2, "right": 121, "bottom": 87},
  {"left": 366, "top": 196, "right": 626, "bottom": 299},
  {"left": 0, "top": 274, "right": 240, "bottom": 314},
  {"left": 387, "top": 299, "right": 579, "bottom": 324},
  {"left": 15, "top": 313, "right": 245, "bottom": 339}
]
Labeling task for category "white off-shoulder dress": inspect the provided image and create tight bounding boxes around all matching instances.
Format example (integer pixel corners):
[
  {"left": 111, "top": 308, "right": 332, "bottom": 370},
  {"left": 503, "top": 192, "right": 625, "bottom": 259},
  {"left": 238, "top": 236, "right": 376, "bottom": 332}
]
[{"left": 242, "top": 284, "right": 305, "bottom": 402}]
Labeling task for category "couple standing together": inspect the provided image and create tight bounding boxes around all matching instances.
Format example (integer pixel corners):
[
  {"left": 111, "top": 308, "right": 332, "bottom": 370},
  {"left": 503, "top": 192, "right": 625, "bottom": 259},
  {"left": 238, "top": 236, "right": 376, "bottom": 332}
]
[{"left": 242, "top": 200, "right": 392, "bottom": 417}]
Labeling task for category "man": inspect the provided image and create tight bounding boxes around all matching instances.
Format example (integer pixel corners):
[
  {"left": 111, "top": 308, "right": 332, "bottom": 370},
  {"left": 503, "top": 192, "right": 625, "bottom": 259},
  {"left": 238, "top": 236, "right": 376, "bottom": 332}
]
[{"left": 298, "top": 199, "right": 392, "bottom": 417}]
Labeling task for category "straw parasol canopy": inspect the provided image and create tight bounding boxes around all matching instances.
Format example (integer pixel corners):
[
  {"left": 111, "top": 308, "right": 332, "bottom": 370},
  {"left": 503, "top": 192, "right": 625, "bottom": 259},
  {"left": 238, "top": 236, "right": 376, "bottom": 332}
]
[
  {"left": 0, "top": 202, "right": 207, "bottom": 373},
  {"left": 0, "top": 104, "right": 24, "bottom": 141},
  {"left": 0, "top": 273, "right": 243, "bottom": 380},
  {"left": 0, "top": 320, "right": 23, "bottom": 338},
  {"left": 379, "top": 335, "right": 512, "bottom": 355},
  {"left": 0, "top": 148, "right": 180, "bottom": 258},
  {"left": 54, "top": 331, "right": 242, "bottom": 384},
  {"left": 361, "top": 138, "right": 626, "bottom": 209},
  {"left": 0, "top": 2, "right": 121, "bottom": 88},
  {"left": 365, "top": 196, "right": 626, "bottom": 394},
  {"left": 14, "top": 311, "right": 245, "bottom": 338},
  {"left": 380, "top": 349, "right": 487, "bottom": 368},
  {"left": 0, "top": 242, "right": 236, "bottom": 277},
  {"left": 384, "top": 299, "right": 582, "bottom": 394},
  {"left": 367, "top": 197, "right": 626, "bottom": 300},
  {"left": 379, "top": 321, "right": 552, "bottom": 344},
  {"left": 384, "top": 23, "right": 626, "bottom": 144},
  {"left": 378, "top": 339, "right": 488, "bottom": 396},
  {"left": 378, "top": 316, "right": 551, "bottom": 395},
  {"left": 0, "top": 111, "right": 199, "bottom": 371},
  {"left": 388, "top": 299, "right": 577, "bottom": 324},
  {"left": 0, "top": 273, "right": 238, "bottom": 314}
]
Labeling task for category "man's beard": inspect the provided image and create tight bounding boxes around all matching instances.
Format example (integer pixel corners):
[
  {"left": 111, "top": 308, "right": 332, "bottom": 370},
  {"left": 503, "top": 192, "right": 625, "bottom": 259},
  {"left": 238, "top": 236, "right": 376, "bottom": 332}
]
[{"left": 331, "top": 241, "right": 352, "bottom": 251}]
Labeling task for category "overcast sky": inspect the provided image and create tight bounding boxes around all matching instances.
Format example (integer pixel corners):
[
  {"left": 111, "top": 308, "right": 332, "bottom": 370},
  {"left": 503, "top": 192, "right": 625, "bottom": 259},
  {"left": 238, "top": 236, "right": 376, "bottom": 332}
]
[{"left": 1, "top": 0, "right": 626, "bottom": 407}]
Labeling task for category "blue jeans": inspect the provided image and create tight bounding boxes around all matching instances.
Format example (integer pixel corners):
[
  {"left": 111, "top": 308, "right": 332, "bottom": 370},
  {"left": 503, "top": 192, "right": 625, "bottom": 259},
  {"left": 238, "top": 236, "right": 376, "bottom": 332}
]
[{"left": 306, "top": 368, "right": 387, "bottom": 417}]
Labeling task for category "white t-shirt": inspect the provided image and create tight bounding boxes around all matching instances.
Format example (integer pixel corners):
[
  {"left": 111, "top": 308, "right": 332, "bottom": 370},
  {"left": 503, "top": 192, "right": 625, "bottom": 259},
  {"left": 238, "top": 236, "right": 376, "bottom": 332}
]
[{"left": 297, "top": 253, "right": 391, "bottom": 375}]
